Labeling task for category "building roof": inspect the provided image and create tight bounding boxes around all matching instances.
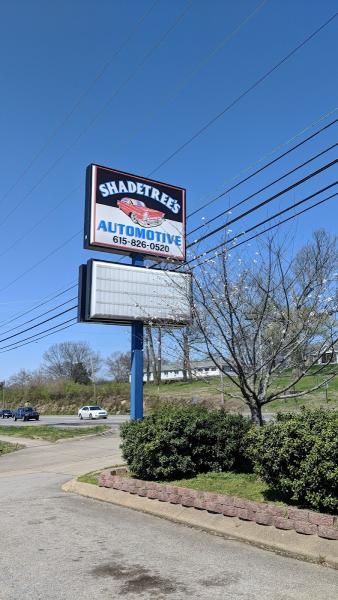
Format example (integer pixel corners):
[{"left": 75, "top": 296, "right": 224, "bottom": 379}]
[{"left": 144, "top": 357, "right": 221, "bottom": 374}]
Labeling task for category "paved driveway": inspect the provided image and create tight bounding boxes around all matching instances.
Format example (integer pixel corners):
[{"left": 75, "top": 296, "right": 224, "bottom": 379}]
[{"left": 0, "top": 430, "right": 337, "bottom": 599}]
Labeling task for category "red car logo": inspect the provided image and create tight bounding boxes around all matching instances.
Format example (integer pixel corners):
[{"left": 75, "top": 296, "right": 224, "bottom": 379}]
[{"left": 117, "top": 197, "right": 165, "bottom": 228}]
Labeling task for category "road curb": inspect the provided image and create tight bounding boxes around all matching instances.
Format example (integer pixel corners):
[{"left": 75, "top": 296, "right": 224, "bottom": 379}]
[{"left": 62, "top": 479, "right": 338, "bottom": 570}]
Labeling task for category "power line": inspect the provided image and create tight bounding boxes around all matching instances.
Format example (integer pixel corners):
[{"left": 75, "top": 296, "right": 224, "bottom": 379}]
[
  {"left": 0, "top": 0, "right": 160, "bottom": 208},
  {"left": 2, "top": 145, "right": 335, "bottom": 301},
  {"left": 0, "top": 1, "right": 193, "bottom": 230},
  {"left": 188, "top": 141, "right": 338, "bottom": 237},
  {"left": 143, "top": 113, "right": 338, "bottom": 272},
  {"left": 192, "top": 190, "right": 338, "bottom": 270},
  {"left": 0, "top": 11, "right": 335, "bottom": 313},
  {"left": 0, "top": 282, "right": 77, "bottom": 329},
  {"left": 1, "top": 115, "right": 335, "bottom": 309},
  {"left": 148, "top": 12, "right": 337, "bottom": 176},
  {"left": 2, "top": 110, "right": 335, "bottom": 274},
  {"left": 0, "top": 319, "right": 77, "bottom": 354},
  {"left": 123, "top": 0, "right": 269, "bottom": 151},
  {"left": 0, "top": 186, "right": 79, "bottom": 261},
  {"left": 186, "top": 158, "right": 337, "bottom": 249},
  {"left": 186, "top": 182, "right": 338, "bottom": 266},
  {"left": 0, "top": 256, "right": 129, "bottom": 332},
  {"left": 0, "top": 305, "right": 78, "bottom": 344},
  {"left": 3, "top": 188, "right": 336, "bottom": 353},
  {"left": 5, "top": 176, "right": 335, "bottom": 342},
  {"left": 1, "top": 110, "right": 335, "bottom": 299},
  {"left": 188, "top": 113, "right": 337, "bottom": 220},
  {"left": 0, "top": 316, "right": 78, "bottom": 351},
  {"left": 0, "top": 296, "right": 78, "bottom": 337},
  {"left": 0, "top": 231, "right": 81, "bottom": 295},
  {"left": 0, "top": 0, "right": 266, "bottom": 259}
]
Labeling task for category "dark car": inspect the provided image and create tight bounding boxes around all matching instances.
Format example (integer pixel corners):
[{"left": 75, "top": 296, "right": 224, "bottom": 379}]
[
  {"left": 1, "top": 409, "right": 13, "bottom": 419},
  {"left": 14, "top": 407, "right": 39, "bottom": 421}
]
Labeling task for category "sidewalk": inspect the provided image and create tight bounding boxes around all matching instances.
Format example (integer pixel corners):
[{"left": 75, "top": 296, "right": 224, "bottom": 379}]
[{"left": 0, "top": 435, "right": 49, "bottom": 447}]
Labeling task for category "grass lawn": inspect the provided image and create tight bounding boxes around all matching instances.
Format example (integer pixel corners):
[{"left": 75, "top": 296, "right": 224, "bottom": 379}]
[
  {"left": 143, "top": 371, "right": 338, "bottom": 414},
  {"left": 78, "top": 470, "right": 103, "bottom": 485},
  {"left": 0, "top": 424, "right": 110, "bottom": 442},
  {"left": 77, "top": 465, "right": 126, "bottom": 485},
  {"left": 76, "top": 467, "right": 287, "bottom": 508},
  {"left": 0, "top": 440, "right": 24, "bottom": 455},
  {"left": 168, "top": 472, "right": 287, "bottom": 506}
]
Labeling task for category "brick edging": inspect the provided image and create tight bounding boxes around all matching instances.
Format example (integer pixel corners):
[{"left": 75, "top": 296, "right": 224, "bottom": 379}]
[{"left": 99, "top": 474, "right": 338, "bottom": 541}]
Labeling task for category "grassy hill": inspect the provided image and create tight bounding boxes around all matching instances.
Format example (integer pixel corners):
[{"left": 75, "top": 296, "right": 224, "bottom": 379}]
[{"left": 2, "top": 369, "right": 337, "bottom": 415}]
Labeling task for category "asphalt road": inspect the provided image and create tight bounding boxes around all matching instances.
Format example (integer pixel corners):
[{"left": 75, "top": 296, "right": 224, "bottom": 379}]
[
  {"left": 0, "top": 431, "right": 337, "bottom": 599},
  {"left": 0, "top": 413, "right": 276, "bottom": 428},
  {"left": 0, "top": 414, "right": 130, "bottom": 427}
]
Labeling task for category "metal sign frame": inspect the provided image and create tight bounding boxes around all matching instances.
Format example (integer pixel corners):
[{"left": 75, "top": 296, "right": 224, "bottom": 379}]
[{"left": 78, "top": 259, "right": 192, "bottom": 327}]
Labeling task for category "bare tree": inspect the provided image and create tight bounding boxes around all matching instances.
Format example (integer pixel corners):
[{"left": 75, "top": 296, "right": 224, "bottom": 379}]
[
  {"left": 7, "top": 369, "right": 33, "bottom": 387},
  {"left": 7, "top": 368, "right": 46, "bottom": 388},
  {"left": 42, "top": 341, "right": 101, "bottom": 383},
  {"left": 182, "top": 327, "right": 191, "bottom": 382},
  {"left": 164, "top": 325, "right": 204, "bottom": 381},
  {"left": 106, "top": 351, "right": 131, "bottom": 382},
  {"left": 145, "top": 326, "right": 162, "bottom": 385},
  {"left": 145, "top": 333, "right": 151, "bottom": 383},
  {"left": 193, "top": 230, "right": 338, "bottom": 425}
]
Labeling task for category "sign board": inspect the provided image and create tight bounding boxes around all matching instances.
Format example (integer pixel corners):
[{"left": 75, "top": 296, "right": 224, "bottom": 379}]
[
  {"left": 84, "top": 164, "right": 186, "bottom": 261},
  {"left": 78, "top": 260, "right": 192, "bottom": 325}
]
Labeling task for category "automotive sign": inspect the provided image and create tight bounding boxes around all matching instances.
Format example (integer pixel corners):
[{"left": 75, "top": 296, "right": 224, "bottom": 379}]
[{"left": 84, "top": 164, "right": 186, "bottom": 261}]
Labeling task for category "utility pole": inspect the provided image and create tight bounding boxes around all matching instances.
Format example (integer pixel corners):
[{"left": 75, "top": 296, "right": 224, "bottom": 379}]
[
  {"left": 157, "top": 327, "right": 162, "bottom": 394},
  {"left": 0, "top": 381, "right": 5, "bottom": 409},
  {"left": 220, "top": 370, "right": 225, "bottom": 406},
  {"left": 90, "top": 357, "right": 96, "bottom": 401}
]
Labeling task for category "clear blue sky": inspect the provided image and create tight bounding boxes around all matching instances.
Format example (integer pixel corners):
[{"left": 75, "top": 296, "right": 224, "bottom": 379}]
[{"left": 0, "top": 0, "right": 337, "bottom": 379}]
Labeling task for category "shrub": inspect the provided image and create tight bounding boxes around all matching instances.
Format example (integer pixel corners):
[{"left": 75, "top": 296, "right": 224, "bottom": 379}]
[
  {"left": 246, "top": 409, "right": 338, "bottom": 513},
  {"left": 120, "top": 404, "right": 251, "bottom": 481}
]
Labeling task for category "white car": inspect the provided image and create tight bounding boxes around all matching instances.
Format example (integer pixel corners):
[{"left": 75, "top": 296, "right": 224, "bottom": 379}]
[{"left": 78, "top": 405, "right": 108, "bottom": 420}]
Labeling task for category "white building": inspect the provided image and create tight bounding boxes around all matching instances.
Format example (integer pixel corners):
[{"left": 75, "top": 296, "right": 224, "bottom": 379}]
[
  {"left": 143, "top": 358, "right": 225, "bottom": 383},
  {"left": 317, "top": 346, "right": 338, "bottom": 365}
]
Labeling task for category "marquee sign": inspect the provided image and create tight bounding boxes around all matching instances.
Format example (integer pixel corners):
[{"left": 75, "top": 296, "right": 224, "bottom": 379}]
[
  {"left": 84, "top": 164, "right": 186, "bottom": 261},
  {"left": 78, "top": 260, "right": 192, "bottom": 325}
]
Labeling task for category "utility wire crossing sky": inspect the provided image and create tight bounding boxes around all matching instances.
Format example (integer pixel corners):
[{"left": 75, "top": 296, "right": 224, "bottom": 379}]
[{"left": 0, "top": 0, "right": 336, "bottom": 377}]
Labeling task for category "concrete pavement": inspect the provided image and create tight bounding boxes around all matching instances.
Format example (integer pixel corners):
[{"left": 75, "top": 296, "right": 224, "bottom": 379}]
[
  {"left": 0, "top": 429, "right": 122, "bottom": 477},
  {"left": 65, "top": 480, "right": 338, "bottom": 570},
  {"left": 0, "top": 431, "right": 338, "bottom": 599}
]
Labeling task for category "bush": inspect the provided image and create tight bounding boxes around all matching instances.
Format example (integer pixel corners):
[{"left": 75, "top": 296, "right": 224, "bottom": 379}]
[
  {"left": 120, "top": 404, "right": 251, "bottom": 481},
  {"left": 246, "top": 409, "right": 338, "bottom": 513}
]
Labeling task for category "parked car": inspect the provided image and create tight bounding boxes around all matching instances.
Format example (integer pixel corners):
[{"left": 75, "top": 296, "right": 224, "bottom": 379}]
[
  {"left": 1, "top": 409, "right": 13, "bottom": 419},
  {"left": 117, "top": 197, "right": 165, "bottom": 227},
  {"left": 13, "top": 406, "right": 39, "bottom": 421},
  {"left": 78, "top": 406, "right": 108, "bottom": 420}
]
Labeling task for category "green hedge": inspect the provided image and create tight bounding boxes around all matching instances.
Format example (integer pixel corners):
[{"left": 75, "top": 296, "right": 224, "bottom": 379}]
[
  {"left": 246, "top": 410, "right": 338, "bottom": 513},
  {"left": 120, "top": 405, "right": 251, "bottom": 481}
]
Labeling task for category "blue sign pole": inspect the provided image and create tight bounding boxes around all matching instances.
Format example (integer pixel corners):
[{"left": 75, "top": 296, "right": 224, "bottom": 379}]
[{"left": 130, "top": 254, "right": 144, "bottom": 419}]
